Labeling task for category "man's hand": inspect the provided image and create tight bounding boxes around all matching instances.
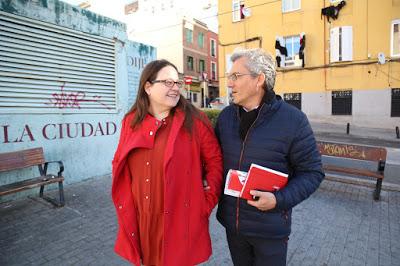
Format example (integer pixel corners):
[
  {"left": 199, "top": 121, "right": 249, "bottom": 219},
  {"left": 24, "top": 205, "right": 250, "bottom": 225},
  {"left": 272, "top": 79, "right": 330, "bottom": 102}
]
[{"left": 247, "top": 190, "right": 277, "bottom": 211}]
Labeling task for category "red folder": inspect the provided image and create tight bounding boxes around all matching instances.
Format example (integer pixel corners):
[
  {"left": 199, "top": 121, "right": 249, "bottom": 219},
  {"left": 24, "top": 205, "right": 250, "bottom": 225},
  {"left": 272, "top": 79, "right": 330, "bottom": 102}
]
[{"left": 240, "top": 164, "right": 288, "bottom": 200}]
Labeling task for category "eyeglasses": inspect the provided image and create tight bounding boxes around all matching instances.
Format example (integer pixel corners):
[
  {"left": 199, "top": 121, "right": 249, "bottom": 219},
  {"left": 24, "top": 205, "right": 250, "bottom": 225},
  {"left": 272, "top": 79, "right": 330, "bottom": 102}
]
[
  {"left": 151, "top": 79, "right": 184, "bottom": 89},
  {"left": 227, "top": 72, "right": 254, "bottom": 81}
]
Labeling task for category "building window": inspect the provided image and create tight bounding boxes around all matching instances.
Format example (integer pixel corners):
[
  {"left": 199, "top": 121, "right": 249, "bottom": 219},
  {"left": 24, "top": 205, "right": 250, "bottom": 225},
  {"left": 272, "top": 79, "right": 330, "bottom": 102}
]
[
  {"left": 211, "top": 62, "right": 217, "bottom": 80},
  {"left": 283, "top": 93, "right": 301, "bottom": 110},
  {"left": 282, "top": 0, "right": 300, "bottom": 13},
  {"left": 391, "top": 88, "right": 400, "bottom": 117},
  {"left": 192, "top": 93, "right": 198, "bottom": 102},
  {"left": 210, "top": 39, "right": 217, "bottom": 57},
  {"left": 330, "top": 26, "right": 353, "bottom": 62},
  {"left": 232, "top": 0, "right": 247, "bottom": 22},
  {"left": 284, "top": 36, "right": 300, "bottom": 67},
  {"left": 186, "top": 29, "right": 193, "bottom": 43},
  {"left": 391, "top": 19, "right": 400, "bottom": 57},
  {"left": 332, "top": 90, "right": 352, "bottom": 115},
  {"left": 199, "top": 59, "right": 205, "bottom": 73},
  {"left": 187, "top": 56, "right": 194, "bottom": 71},
  {"left": 198, "top": 32, "right": 204, "bottom": 48}
]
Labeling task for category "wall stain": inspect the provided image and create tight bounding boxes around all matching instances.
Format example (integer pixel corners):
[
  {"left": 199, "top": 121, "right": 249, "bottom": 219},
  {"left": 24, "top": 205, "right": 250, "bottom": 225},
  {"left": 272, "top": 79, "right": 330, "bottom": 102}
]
[
  {"left": 80, "top": 8, "right": 123, "bottom": 28},
  {"left": 40, "top": 0, "right": 48, "bottom": 8},
  {"left": 138, "top": 44, "right": 151, "bottom": 57},
  {"left": 1, "top": 0, "right": 125, "bottom": 37},
  {"left": 1, "top": 0, "right": 18, "bottom": 13}
]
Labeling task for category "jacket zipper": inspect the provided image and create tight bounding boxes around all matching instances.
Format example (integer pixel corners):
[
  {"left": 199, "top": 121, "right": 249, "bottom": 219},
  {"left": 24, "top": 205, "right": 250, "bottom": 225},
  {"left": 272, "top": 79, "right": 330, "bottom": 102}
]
[{"left": 235, "top": 104, "right": 266, "bottom": 232}]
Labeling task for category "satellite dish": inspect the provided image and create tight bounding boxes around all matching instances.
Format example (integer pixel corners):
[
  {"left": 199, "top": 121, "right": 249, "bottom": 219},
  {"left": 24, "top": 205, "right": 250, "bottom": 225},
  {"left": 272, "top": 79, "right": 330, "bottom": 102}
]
[
  {"left": 242, "top": 7, "right": 251, "bottom": 17},
  {"left": 377, "top": 52, "right": 385, "bottom": 65}
]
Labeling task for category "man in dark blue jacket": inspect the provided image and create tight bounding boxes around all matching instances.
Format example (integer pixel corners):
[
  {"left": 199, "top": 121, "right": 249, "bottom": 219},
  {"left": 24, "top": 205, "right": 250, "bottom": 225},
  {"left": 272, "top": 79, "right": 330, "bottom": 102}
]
[{"left": 215, "top": 48, "right": 324, "bottom": 266}]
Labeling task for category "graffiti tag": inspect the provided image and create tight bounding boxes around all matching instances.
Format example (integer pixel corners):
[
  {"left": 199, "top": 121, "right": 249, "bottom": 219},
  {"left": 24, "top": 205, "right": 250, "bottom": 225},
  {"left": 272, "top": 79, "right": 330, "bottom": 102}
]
[{"left": 47, "top": 82, "right": 112, "bottom": 110}]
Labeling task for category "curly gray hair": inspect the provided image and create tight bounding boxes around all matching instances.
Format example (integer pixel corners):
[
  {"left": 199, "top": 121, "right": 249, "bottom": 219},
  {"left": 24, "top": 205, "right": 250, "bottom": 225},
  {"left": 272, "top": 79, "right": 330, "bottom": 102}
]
[{"left": 231, "top": 48, "right": 276, "bottom": 91}]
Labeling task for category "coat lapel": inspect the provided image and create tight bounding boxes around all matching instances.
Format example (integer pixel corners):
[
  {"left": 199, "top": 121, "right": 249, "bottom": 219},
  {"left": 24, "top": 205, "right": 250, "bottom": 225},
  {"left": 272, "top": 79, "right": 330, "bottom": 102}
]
[{"left": 163, "top": 109, "right": 185, "bottom": 170}]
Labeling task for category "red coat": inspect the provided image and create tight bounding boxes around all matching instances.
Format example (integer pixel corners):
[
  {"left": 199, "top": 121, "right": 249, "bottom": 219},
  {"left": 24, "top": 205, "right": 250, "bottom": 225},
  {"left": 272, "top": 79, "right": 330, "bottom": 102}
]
[{"left": 111, "top": 109, "right": 223, "bottom": 265}]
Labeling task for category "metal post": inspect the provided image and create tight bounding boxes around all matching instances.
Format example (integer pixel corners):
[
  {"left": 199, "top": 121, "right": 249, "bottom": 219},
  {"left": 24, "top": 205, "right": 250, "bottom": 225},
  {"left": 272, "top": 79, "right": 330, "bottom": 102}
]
[
  {"left": 203, "top": 80, "right": 208, "bottom": 108},
  {"left": 346, "top": 123, "right": 350, "bottom": 134},
  {"left": 187, "top": 84, "right": 192, "bottom": 103},
  {"left": 396, "top": 126, "right": 399, "bottom": 139}
]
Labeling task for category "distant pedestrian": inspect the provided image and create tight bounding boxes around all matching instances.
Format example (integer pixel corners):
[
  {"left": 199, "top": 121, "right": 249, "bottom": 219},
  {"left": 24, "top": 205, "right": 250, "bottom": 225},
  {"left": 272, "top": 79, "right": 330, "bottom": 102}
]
[
  {"left": 112, "top": 59, "right": 223, "bottom": 265},
  {"left": 215, "top": 48, "right": 325, "bottom": 265}
]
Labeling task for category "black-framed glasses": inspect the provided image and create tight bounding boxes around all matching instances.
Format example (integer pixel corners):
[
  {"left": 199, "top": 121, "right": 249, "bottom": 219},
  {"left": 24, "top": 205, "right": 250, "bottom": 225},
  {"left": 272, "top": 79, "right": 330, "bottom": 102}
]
[
  {"left": 227, "top": 72, "right": 254, "bottom": 81},
  {"left": 151, "top": 79, "right": 184, "bottom": 88}
]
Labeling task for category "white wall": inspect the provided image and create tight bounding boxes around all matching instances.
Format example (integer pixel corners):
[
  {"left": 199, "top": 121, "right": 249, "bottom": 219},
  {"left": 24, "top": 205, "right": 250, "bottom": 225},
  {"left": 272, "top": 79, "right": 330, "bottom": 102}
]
[{"left": 302, "top": 89, "right": 400, "bottom": 129}]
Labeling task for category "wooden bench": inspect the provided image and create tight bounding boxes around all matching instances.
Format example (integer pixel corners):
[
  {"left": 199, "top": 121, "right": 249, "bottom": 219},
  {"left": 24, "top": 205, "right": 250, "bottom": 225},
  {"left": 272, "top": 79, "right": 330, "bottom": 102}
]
[
  {"left": 0, "top": 147, "right": 65, "bottom": 207},
  {"left": 317, "top": 141, "right": 386, "bottom": 201}
]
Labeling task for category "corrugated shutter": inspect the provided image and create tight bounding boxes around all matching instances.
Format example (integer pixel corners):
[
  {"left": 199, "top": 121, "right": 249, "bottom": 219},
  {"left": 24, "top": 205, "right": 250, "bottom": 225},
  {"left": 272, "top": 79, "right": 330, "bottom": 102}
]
[{"left": 0, "top": 11, "right": 116, "bottom": 114}]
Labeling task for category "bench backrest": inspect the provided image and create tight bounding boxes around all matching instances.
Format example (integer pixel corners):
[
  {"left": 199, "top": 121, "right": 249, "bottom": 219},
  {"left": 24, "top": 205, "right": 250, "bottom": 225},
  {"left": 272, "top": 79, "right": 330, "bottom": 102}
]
[
  {"left": 0, "top": 148, "right": 45, "bottom": 172},
  {"left": 317, "top": 141, "right": 387, "bottom": 162}
]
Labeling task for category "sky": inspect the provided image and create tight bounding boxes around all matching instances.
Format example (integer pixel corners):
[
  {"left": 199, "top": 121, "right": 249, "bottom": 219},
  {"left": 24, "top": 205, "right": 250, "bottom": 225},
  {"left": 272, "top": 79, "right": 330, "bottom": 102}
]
[{"left": 61, "top": 0, "right": 219, "bottom": 33}]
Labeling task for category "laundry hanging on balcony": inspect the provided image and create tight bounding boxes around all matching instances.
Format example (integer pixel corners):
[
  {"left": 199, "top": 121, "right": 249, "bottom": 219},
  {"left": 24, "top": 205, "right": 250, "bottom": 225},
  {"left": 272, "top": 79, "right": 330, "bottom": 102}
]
[
  {"left": 321, "top": 1, "right": 346, "bottom": 23},
  {"left": 275, "top": 36, "right": 287, "bottom": 67}
]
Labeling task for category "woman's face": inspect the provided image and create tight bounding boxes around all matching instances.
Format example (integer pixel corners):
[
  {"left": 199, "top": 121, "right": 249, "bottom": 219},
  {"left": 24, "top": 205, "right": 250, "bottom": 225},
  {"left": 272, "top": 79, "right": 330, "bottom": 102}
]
[{"left": 145, "top": 65, "right": 181, "bottom": 114}]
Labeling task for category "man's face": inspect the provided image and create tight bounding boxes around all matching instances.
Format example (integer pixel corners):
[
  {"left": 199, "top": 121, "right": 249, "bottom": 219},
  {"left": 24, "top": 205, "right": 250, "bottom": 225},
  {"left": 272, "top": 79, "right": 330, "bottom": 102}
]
[{"left": 227, "top": 57, "right": 263, "bottom": 110}]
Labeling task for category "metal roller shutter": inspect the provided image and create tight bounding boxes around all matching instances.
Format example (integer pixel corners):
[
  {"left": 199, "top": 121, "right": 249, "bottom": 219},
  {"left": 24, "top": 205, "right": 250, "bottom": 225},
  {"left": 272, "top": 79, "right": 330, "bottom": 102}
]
[{"left": 0, "top": 11, "right": 116, "bottom": 114}]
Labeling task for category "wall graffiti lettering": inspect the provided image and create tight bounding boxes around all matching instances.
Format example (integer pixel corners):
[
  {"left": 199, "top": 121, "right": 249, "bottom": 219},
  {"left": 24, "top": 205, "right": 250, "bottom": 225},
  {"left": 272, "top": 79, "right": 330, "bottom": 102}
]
[
  {"left": 1, "top": 121, "right": 117, "bottom": 144},
  {"left": 319, "top": 143, "right": 366, "bottom": 159},
  {"left": 47, "top": 82, "right": 112, "bottom": 110}
]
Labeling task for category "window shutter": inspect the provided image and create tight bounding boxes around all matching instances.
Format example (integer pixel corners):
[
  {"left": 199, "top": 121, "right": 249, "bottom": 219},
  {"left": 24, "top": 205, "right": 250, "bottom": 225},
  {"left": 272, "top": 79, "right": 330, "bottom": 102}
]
[
  {"left": 232, "top": 0, "right": 240, "bottom": 22},
  {"left": 0, "top": 11, "right": 116, "bottom": 114},
  {"left": 341, "top": 26, "right": 353, "bottom": 61},
  {"left": 330, "top": 27, "right": 340, "bottom": 63},
  {"left": 225, "top": 54, "right": 232, "bottom": 73}
]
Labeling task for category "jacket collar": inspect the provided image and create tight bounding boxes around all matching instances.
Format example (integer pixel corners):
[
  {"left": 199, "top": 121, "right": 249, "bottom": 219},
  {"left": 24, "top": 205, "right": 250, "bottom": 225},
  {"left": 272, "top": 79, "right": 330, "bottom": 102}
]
[
  {"left": 118, "top": 108, "right": 185, "bottom": 164},
  {"left": 234, "top": 90, "right": 281, "bottom": 118}
]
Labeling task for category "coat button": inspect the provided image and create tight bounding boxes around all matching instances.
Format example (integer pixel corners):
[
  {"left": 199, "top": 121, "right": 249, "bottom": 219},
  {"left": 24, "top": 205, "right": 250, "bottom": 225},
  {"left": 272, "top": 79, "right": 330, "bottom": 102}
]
[
  {"left": 165, "top": 211, "right": 169, "bottom": 214},
  {"left": 146, "top": 161, "right": 150, "bottom": 166},
  {"left": 145, "top": 178, "right": 150, "bottom": 182},
  {"left": 149, "top": 131, "right": 153, "bottom": 136},
  {"left": 145, "top": 196, "right": 149, "bottom": 199},
  {"left": 118, "top": 205, "right": 122, "bottom": 209},
  {"left": 131, "top": 232, "right": 135, "bottom": 237}
]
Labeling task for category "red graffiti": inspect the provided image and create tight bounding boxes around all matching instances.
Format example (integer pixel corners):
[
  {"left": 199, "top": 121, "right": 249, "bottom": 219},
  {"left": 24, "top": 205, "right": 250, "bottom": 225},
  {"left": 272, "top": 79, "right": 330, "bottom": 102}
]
[{"left": 47, "top": 82, "right": 112, "bottom": 110}]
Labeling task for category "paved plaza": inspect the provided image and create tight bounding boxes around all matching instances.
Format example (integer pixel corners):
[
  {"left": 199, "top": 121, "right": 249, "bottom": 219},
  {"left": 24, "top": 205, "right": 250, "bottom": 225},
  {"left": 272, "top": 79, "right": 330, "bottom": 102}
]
[{"left": 1, "top": 174, "right": 399, "bottom": 266}]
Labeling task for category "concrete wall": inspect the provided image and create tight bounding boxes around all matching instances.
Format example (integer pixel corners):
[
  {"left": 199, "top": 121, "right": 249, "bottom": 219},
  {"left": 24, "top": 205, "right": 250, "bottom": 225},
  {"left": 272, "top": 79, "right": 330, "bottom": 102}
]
[
  {"left": 0, "top": 0, "right": 155, "bottom": 202},
  {"left": 303, "top": 89, "right": 395, "bottom": 128}
]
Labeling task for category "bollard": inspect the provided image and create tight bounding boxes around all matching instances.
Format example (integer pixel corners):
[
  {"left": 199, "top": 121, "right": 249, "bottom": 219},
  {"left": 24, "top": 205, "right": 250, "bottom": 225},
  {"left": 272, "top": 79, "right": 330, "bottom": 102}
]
[
  {"left": 396, "top": 126, "right": 399, "bottom": 139},
  {"left": 346, "top": 123, "right": 350, "bottom": 135}
]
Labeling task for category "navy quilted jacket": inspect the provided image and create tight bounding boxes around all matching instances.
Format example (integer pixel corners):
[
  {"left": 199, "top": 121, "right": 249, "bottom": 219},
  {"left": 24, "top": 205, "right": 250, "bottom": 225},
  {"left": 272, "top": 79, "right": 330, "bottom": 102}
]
[{"left": 215, "top": 96, "right": 324, "bottom": 239}]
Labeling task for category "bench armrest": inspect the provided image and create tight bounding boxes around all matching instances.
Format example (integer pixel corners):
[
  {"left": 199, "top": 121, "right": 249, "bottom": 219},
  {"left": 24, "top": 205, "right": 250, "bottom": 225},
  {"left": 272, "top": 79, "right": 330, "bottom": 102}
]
[{"left": 43, "top": 160, "right": 64, "bottom": 177}]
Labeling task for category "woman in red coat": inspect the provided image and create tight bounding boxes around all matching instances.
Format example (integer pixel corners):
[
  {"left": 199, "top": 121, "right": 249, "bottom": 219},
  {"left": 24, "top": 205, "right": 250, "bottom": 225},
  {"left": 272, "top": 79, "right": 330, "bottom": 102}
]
[{"left": 111, "top": 59, "right": 223, "bottom": 266}]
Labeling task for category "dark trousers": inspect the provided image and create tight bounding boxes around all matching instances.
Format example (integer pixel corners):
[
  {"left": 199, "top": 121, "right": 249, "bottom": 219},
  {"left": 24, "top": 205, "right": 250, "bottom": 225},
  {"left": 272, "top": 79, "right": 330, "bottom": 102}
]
[{"left": 226, "top": 230, "right": 288, "bottom": 266}]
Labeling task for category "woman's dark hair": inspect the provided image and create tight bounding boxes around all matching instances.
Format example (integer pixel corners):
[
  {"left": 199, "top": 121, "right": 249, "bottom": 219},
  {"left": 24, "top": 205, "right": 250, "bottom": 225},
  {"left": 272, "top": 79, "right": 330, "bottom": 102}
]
[{"left": 126, "top": 59, "right": 203, "bottom": 132}]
